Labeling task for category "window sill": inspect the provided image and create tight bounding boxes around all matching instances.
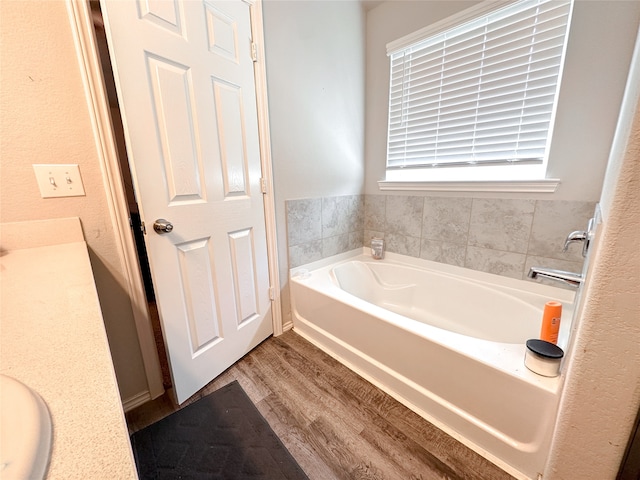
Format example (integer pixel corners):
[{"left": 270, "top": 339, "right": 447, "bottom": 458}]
[{"left": 377, "top": 179, "right": 561, "bottom": 193}]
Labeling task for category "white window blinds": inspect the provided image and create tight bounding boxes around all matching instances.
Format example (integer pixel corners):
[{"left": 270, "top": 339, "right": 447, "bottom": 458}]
[{"left": 386, "top": 0, "right": 573, "bottom": 171}]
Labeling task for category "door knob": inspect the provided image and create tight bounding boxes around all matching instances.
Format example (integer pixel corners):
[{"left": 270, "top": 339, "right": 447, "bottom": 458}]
[{"left": 153, "top": 219, "right": 174, "bottom": 234}]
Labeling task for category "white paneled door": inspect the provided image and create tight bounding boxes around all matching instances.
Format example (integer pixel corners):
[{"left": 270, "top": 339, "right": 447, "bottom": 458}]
[{"left": 100, "top": 0, "right": 273, "bottom": 403}]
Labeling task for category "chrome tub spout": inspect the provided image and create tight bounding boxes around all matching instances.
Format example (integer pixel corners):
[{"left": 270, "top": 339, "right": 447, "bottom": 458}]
[{"left": 528, "top": 267, "right": 583, "bottom": 288}]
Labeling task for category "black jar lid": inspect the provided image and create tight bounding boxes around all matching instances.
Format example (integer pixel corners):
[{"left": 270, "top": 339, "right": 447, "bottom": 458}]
[{"left": 526, "top": 339, "right": 564, "bottom": 359}]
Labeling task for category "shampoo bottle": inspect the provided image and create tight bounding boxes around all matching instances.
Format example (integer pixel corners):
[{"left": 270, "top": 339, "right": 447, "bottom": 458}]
[{"left": 540, "top": 301, "right": 562, "bottom": 344}]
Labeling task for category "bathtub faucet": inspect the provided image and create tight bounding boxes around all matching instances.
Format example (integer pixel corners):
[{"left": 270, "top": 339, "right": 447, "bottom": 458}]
[
  {"left": 527, "top": 267, "right": 583, "bottom": 288},
  {"left": 562, "top": 217, "right": 596, "bottom": 258},
  {"left": 371, "top": 237, "right": 385, "bottom": 260}
]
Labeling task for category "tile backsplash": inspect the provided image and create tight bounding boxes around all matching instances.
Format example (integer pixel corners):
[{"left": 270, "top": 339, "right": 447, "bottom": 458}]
[
  {"left": 286, "top": 195, "right": 364, "bottom": 268},
  {"left": 287, "top": 194, "right": 595, "bottom": 286}
]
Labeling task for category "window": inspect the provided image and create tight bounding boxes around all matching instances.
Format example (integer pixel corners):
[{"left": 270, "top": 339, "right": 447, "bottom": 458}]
[{"left": 383, "top": 0, "right": 573, "bottom": 189}]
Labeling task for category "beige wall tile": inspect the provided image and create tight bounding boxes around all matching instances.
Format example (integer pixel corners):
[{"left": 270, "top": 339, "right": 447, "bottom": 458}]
[
  {"left": 468, "top": 198, "right": 535, "bottom": 253},
  {"left": 465, "top": 246, "right": 527, "bottom": 279}
]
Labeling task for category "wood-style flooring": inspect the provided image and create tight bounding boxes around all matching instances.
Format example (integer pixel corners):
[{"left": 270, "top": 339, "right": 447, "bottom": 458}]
[{"left": 126, "top": 330, "right": 515, "bottom": 480}]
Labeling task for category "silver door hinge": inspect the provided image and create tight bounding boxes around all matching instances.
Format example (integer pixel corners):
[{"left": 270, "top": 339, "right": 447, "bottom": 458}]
[
  {"left": 140, "top": 221, "right": 146, "bottom": 235},
  {"left": 260, "top": 177, "right": 267, "bottom": 194},
  {"left": 269, "top": 286, "right": 275, "bottom": 301},
  {"left": 251, "top": 42, "right": 258, "bottom": 62}
]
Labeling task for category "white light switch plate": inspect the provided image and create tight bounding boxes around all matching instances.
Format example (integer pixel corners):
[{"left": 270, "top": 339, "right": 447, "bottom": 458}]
[{"left": 33, "top": 164, "right": 86, "bottom": 198}]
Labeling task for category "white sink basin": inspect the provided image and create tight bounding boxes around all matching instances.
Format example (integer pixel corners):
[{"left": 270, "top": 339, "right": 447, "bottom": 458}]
[{"left": 0, "top": 375, "right": 52, "bottom": 479}]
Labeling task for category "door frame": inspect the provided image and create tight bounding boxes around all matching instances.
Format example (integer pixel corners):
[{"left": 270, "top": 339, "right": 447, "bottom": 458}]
[{"left": 65, "top": 0, "right": 282, "bottom": 411}]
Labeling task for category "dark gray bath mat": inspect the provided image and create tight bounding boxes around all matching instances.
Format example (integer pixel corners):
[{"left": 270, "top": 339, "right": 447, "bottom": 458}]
[{"left": 130, "top": 381, "right": 309, "bottom": 480}]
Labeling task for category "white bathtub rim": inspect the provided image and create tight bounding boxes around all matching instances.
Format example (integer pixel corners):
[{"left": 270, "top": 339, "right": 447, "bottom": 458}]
[
  {"left": 291, "top": 249, "right": 575, "bottom": 346},
  {"left": 329, "top": 260, "right": 572, "bottom": 344},
  {"left": 290, "top": 247, "right": 363, "bottom": 275},
  {"left": 292, "top": 323, "right": 534, "bottom": 480},
  {"left": 291, "top": 250, "right": 575, "bottom": 350},
  {"left": 291, "top": 251, "right": 571, "bottom": 394},
  {"left": 291, "top": 248, "right": 574, "bottom": 304}
]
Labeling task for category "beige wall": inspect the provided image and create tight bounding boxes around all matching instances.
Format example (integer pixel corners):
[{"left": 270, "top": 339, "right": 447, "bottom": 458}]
[
  {"left": 0, "top": 1, "right": 148, "bottom": 401},
  {"left": 545, "top": 27, "right": 640, "bottom": 479}
]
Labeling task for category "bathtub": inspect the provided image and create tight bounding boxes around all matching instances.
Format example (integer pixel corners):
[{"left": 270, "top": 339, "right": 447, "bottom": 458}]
[{"left": 290, "top": 250, "right": 575, "bottom": 480}]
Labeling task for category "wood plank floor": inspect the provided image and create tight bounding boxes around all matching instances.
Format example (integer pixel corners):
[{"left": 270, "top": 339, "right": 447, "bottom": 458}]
[{"left": 126, "top": 330, "right": 515, "bottom": 480}]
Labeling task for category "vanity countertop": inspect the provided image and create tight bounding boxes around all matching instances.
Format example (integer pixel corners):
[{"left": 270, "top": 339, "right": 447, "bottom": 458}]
[{"left": 0, "top": 218, "right": 137, "bottom": 479}]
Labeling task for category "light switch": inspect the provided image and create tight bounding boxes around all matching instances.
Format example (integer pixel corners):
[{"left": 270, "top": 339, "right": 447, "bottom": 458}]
[{"left": 33, "top": 164, "right": 86, "bottom": 198}]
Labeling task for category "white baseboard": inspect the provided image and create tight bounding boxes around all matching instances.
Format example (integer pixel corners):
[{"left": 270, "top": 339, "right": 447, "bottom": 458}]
[
  {"left": 281, "top": 320, "right": 294, "bottom": 332},
  {"left": 122, "top": 390, "right": 152, "bottom": 412}
]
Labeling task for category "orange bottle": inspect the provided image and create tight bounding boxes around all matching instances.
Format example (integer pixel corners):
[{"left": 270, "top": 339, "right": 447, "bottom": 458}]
[{"left": 540, "top": 301, "right": 562, "bottom": 344}]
